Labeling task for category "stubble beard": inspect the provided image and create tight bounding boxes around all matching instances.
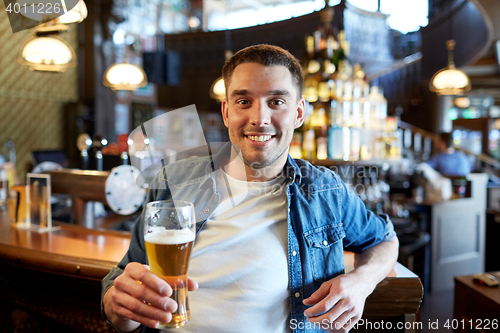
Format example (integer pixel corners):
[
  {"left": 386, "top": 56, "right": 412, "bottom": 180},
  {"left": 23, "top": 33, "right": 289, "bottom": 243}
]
[
  {"left": 241, "top": 144, "right": 288, "bottom": 170},
  {"left": 230, "top": 129, "right": 289, "bottom": 171}
]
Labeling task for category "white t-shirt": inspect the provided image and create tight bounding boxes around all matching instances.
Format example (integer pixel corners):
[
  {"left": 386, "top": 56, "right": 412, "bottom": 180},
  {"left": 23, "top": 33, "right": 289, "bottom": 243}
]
[{"left": 178, "top": 170, "right": 290, "bottom": 333}]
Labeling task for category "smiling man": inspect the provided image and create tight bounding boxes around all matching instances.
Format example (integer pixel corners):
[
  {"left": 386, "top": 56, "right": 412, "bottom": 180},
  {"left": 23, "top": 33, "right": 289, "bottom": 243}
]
[
  {"left": 221, "top": 58, "right": 304, "bottom": 181},
  {"left": 101, "top": 44, "right": 398, "bottom": 333}
]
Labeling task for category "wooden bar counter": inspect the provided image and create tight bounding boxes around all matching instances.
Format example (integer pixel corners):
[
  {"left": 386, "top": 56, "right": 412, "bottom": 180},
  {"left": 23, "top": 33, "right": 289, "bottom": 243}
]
[
  {"left": 0, "top": 210, "right": 130, "bottom": 332},
  {"left": 0, "top": 211, "right": 423, "bottom": 332}
]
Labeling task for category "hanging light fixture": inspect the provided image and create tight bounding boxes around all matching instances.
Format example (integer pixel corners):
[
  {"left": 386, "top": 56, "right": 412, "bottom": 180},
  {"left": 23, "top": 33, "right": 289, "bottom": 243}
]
[
  {"left": 210, "top": 50, "right": 232, "bottom": 102},
  {"left": 102, "top": 9, "right": 148, "bottom": 91},
  {"left": 31, "top": 19, "right": 69, "bottom": 36},
  {"left": 429, "top": 40, "right": 471, "bottom": 95},
  {"left": 209, "top": 77, "right": 225, "bottom": 102},
  {"left": 16, "top": 0, "right": 87, "bottom": 27},
  {"left": 16, "top": 0, "right": 85, "bottom": 73},
  {"left": 103, "top": 62, "right": 148, "bottom": 91},
  {"left": 17, "top": 35, "right": 76, "bottom": 72},
  {"left": 59, "top": 0, "right": 88, "bottom": 24}
]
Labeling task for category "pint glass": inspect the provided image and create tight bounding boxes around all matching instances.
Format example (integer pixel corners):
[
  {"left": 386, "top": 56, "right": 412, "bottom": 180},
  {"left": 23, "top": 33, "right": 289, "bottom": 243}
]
[{"left": 144, "top": 200, "right": 196, "bottom": 328}]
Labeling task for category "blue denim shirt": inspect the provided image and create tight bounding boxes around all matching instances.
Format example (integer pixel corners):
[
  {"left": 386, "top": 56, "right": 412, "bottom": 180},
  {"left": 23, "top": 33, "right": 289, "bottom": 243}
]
[{"left": 101, "top": 144, "right": 396, "bottom": 333}]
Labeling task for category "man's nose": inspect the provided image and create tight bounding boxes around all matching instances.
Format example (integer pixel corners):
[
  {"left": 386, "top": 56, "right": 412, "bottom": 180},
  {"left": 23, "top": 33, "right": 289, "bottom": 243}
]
[{"left": 249, "top": 101, "right": 271, "bottom": 126}]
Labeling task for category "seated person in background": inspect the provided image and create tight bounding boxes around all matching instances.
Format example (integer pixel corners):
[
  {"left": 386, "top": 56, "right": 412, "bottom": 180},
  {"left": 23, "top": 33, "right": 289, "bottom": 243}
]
[{"left": 426, "top": 132, "right": 471, "bottom": 177}]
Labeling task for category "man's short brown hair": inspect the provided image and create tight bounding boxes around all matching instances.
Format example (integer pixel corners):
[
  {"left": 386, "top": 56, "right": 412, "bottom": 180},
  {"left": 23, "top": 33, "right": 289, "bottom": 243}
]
[
  {"left": 222, "top": 44, "right": 304, "bottom": 100},
  {"left": 439, "top": 132, "right": 454, "bottom": 148}
]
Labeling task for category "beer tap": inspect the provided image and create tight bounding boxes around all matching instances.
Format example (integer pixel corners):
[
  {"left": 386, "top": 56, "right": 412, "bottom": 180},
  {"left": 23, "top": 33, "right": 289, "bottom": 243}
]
[
  {"left": 117, "top": 133, "right": 129, "bottom": 165},
  {"left": 92, "top": 135, "right": 107, "bottom": 171},
  {"left": 76, "top": 134, "right": 92, "bottom": 170}
]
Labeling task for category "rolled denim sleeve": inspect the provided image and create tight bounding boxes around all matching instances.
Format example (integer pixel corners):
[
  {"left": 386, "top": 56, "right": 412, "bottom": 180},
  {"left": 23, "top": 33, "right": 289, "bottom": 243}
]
[
  {"left": 377, "top": 213, "right": 397, "bottom": 241},
  {"left": 336, "top": 175, "right": 396, "bottom": 253},
  {"left": 100, "top": 176, "right": 165, "bottom": 327},
  {"left": 100, "top": 213, "right": 148, "bottom": 329}
]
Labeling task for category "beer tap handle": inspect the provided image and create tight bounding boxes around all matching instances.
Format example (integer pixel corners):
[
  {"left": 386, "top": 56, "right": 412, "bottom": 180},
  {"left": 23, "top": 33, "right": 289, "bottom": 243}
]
[
  {"left": 96, "top": 150, "right": 103, "bottom": 171},
  {"left": 121, "top": 151, "right": 129, "bottom": 165},
  {"left": 81, "top": 149, "right": 89, "bottom": 170},
  {"left": 92, "top": 135, "right": 107, "bottom": 171},
  {"left": 76, "top": 134, "right": 92, "bottom": 170}
]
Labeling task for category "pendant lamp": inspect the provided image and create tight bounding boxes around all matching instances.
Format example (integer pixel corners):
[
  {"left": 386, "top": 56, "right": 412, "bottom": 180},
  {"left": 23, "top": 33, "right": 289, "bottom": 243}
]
[
  {"left": 59, "top": 0, "right": 88, "bottom": 24},
  {"left": 429, "top": 40, "right": 471, "bottom": 95},
  {"left": 17, "top": 35, "right": 76, "bottom": 72},
  {"left": 16, "top": 0, "right": 86, "bottom": 24},
  {"left": 209, "top": 50, "right": 233, "bottom": 102},
  {"left": 209, "top": 77, "right": 225, "bottom": 102},
  {"left": 103, "top": 62, "right": 148, "bottom": 91}
]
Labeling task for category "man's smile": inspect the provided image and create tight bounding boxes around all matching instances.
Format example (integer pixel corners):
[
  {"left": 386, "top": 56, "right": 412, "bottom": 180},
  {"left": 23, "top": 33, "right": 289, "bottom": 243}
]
[{"left": 245, "top": 134, "right": 274, "bottom": 142}]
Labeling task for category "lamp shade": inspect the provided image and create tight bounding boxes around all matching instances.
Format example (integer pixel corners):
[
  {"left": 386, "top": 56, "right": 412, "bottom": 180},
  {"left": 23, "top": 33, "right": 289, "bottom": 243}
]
[
  {"left": 18, "top": 36, "right": 76, "bottom": 72},
  {"left": 429, "top": 67, "right": 471, "bottom": 95},
  {"left": 429, "top": 39, "right": 471, "bottom": 95},
  {"left": 103, "top": 63, "right": 148, "bottom": 91},
  {"left": 59, "top": 0, "right": 88, "bottom": 24},
  {"left": 209, "top": 77, "right": 225, "bottom": 102}
]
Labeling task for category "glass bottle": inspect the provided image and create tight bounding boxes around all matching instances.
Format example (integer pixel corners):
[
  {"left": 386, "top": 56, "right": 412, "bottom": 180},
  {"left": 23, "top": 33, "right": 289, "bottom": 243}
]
[
  {"left": 302, "top": 105, "right": 316, "bottom": 160},
  {"left": 328, "top": 101, "right": 343, "bottom": 160},
  {"left": 350, "top": 101, "right": 361, "bottom": 161},
  {"left": 316, "top": 128, "right": 328, "bottom": 160}
]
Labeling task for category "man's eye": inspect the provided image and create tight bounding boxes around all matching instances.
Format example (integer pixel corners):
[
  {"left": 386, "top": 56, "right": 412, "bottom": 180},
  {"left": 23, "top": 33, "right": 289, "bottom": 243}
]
[
  {"left": 270, "top": 100, "right": 284, "bottom": 106},
  {"left": 237, "top": 100, "right": 249, "bottom": 105}
]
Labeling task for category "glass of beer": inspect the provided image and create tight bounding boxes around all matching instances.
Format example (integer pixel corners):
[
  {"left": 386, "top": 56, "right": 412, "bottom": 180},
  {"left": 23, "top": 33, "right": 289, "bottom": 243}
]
[{"left": 144, "top": 200, "right": 196, "bottom": 328}]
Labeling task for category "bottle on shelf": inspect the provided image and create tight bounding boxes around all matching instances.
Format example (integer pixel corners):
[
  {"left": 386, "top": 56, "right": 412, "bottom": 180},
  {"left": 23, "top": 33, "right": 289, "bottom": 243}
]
[
  {"left": 303, "top": 129, "right": 316, "bottom": 160},
  {"left": 301, "top": 104, "right": 316, "bottom": 160},
  {"left": 310, "top": 105, "right": 328, "bottom": 160},
  {"left": 328, "top": 101, "right": 343, "bottom": 160},
  {"left": 289, "top": 128, "right": 303, "bottom": 159},
  {"left": 303, "top": 35, "right": 320, "bottom": 103},
  {"left": 316, "top": 128, "right": 328, "bottom": 160},
  {"left": 297, "top": 20, "right": 400, "bottom": 164},
  {"left": 385, "top": 116, "right": 402, "bottom": 160},
  {"left": 349, "top": 99, "right": 361, "bottom": 161},
  {"left": 341, "top": 122, "right": 351, "bottom": 162},
  {"left": 360, "top": 78, "right": 372, "bottom": 160}
]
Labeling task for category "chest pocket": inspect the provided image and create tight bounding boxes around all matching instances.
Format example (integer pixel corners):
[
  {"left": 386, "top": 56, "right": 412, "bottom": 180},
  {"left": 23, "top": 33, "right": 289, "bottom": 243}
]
[{"left": 304, "top": 223, "right": 346, "bottom": 282}]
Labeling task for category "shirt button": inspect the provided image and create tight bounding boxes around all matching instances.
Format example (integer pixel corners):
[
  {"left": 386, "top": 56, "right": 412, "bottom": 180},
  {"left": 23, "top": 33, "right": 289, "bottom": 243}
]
[
  {"left": 203, "top": 208, "right": 209, "bottom": 213},
  {"left": 292, "top": 251, "right": 297, "bottom": 256},
  {"left": 295, "top": 292, "right": 300, "bottom": 298},
  {"left": 322, "top": 240, "right": 328, "bottom": 246}
]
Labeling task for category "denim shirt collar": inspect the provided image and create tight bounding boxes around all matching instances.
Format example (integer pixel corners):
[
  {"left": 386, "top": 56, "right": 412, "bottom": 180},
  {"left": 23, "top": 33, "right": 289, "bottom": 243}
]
[
  {"left": 285, "top": 154, "right": 303, "bottom": 185},
  {"left": 198, "top": 142, "right": 303, "bottom": 188}
]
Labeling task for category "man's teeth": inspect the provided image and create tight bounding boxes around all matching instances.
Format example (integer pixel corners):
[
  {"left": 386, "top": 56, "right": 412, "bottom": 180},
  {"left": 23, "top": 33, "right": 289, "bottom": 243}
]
[{"left": 248, "top": 135, "right": 272, "bottom": 142}]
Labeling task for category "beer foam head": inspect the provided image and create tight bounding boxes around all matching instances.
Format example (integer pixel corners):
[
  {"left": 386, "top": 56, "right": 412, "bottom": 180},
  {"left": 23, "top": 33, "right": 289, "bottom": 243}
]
[{"left": 145, "top": 227, "right": 195, "bottom": 244}]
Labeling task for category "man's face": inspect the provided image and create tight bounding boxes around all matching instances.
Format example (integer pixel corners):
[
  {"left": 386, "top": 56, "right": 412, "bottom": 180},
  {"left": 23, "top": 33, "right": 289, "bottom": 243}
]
[
  {"left": 435, "top": 138, "right": 446, "bottom": 152},
  {"left": 221, "top": 62, "right": 305, "bottom": 169}
]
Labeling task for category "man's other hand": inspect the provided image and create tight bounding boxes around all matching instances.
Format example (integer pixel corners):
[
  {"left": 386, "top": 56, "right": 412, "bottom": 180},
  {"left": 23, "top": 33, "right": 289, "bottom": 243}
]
[{"left": 302, "top": 273, "right": 372, "bottom": 333}]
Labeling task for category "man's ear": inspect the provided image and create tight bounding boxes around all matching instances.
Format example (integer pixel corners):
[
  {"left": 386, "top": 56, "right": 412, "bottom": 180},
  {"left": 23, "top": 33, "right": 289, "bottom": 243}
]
[
  {"left": 221, "top": 98, "right": 229, "bottom": 128},
  {"left": 294, "top": 97, "right": 306, "bottom": 129}
]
